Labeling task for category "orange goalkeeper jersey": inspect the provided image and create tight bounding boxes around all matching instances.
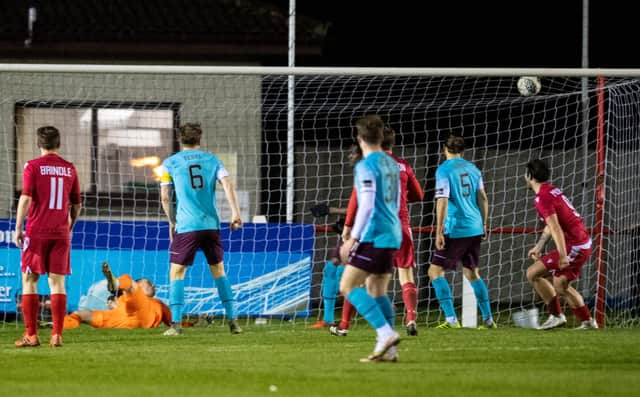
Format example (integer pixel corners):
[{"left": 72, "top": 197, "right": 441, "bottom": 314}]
[{"left": 89, "top": 274, "right": 171, "bottom": 329}]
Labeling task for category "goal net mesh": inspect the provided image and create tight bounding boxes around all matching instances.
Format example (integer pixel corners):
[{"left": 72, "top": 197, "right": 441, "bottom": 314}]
[{"left": 1, "top": 69, "right": 639, "bottom": 328}]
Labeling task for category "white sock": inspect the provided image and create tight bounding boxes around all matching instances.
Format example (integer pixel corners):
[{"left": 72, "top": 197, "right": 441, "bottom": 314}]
[
  {"left": 446, "top": 316, "right": 457, "bottom": 324},
  {"left": 375, "top": 323, "right": 395, "bottom": 341}
]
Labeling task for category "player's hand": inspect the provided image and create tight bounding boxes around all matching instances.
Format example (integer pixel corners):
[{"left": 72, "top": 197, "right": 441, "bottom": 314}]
[
  {"left": 528, "top": 246, "right": 541, "bottom": 261},
  {"left": 168, "top": 223, "right": 176, "bottom": 242},
  {"left": 340, "top": 238, "right": 356, "bottom": 264},
  {"left": 482, "top": 225, "right": 489, "bottom": 240},
  {"left": 230, "top": 217, "right": 242, "bottom": 231},
  {"left": 435, "top": 232, "right": 445, "bottom": 251},
  {"left": 309, "top": 203, "right": 330, "bottom": 218},
  {"left": 558, "top": 254, "right": 570, "bottom": 270},
  {"left": 14, "top": 229, "right": 24, "bottom": 249},
  {"left": 341, "top": 226, "right": 352, "bottom": 242}
]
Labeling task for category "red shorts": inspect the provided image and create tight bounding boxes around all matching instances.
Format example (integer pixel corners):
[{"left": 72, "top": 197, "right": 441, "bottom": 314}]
[
  {"left": 541, "top": 240, "right": 592, "bottom": 282},
  {"left": 21, "top": 237, "right": 71, "bottom": 275},
  {"left": 393, "top": 225, "right": 415, "bottom": 269}
]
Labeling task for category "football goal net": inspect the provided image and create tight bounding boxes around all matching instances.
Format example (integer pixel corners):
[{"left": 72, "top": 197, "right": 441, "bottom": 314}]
[{"left": 0, "top": 64, "right": 639, "bottom": 328}]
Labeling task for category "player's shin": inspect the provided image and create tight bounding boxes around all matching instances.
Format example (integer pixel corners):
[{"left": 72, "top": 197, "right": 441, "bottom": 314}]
[
  {"left": 169, "top": 279, "right": 185, "bottom": 324},
  {"left": 21, "top": 294, "right": 40, "bottom": 336},
  {"left": 470, "top": 279, "right": 493, "bottom": 322},
  {"left": 347, "top": 287, "right": 394, "bottom": 340},
  {"left": 214, "top": 276, "right": 236, "bottom": 320},
  {"left": 432, "top": 276, "right": 457, "bottom": 322},
  {"left": 375, "top": 295, "right": 395, "bottom": 327},
  {"left": 401, "top": 282, "right": 417, "bottom": 322},
  {"left": 50, "top": 294, "right": 67, "bottom": 335},
  {"left": 321, "top": 262, "right": 339, "bottom": 323}
]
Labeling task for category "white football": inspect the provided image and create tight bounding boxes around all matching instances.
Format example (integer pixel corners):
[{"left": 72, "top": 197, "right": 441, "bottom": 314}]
[{"left": 517, "top": 76, "right": 541, "bottom": 96}]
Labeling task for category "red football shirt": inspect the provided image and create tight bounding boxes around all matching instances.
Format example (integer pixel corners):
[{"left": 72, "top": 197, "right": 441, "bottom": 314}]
[
  {"left": 344, "top": 154, "right": 423, "bottom": 227},
  {"left": 21, "top": 154, "right": 81, "bottom": 239},
  {"left": 534, "top": 183, "right": 590, "bottom": 246}
]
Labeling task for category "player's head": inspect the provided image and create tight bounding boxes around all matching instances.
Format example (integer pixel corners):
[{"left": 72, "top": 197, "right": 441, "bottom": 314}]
[
  {"left": 136, "top": 278, "right": 156, "bottom": 297},
  {"left": 444, "top": 134, "right": 464, "bottom": 155},
  {"left": 525, "top": 159, "right": 550, "bottom": 184},
  {"left": 355, "top": 115, "right": 384, "bottom": 146},
  {"left": 37, "top": 126, "right": 61, "bottom": 150},
  {"left": 381, "top": 125, "right": 395, "bottom": 151},
  {"left": 179, "top": 123, "right": 202, "bottom": 147}
]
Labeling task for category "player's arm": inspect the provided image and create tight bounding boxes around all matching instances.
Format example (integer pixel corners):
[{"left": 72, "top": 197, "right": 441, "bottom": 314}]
[
  {"left": 433, "top": 169, "right": 449, "bottom": 250},
  {"left": 545, "top": 214, "right": 569, "bottom": 269},
  {"left": 160, "top": 184, "right": 176, "bottom": 239},
  {"left": 158, "top": 163, "right": 177, "bottom": 239},
  {"left": 68, "top": 170, "right": 82, "bottom": 230},
  {"left": 476, "top": 183, "right": 489, "bottom": 239},
  {"left": 14, "top": 162, "right": 34, "bottom": 249},
  {"left": 435, "top": 198, "right": 448, "bottom": 250},
  {"left": 528, "top": 225, "right": 551, "bottom": 261},
  {"left": 220, "top": 176, "right": 242, "bottom": 231},
  {"left": 14, "top": 194, "right": 32, "bottom": 249},
  {"left": 340, "top": 166, "right": 373, "bottom": 263},
  {"left": 342, "top": 186, "right": 358, "bottom": 241},
  {"left": 406, "top": 165, "right": 424, "bottom": 203}
]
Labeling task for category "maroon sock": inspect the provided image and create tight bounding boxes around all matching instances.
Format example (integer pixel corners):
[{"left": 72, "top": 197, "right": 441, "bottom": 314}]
[
  {"left": 547, "top": 295, "right": 562, "bottom": 316},
  {"left": 571, "top": 305, "right": 592, "bottom": 322},
  {"left": 50, "top": 294, "right": 67, "bottom": 336},
  {"left": 21, "top": 294, "right": 40, "bottom": 336},
  {"left": 401, "top": 282, "right": 418, "bottom": 323},
  {"left": 339, "top": 299, "right": 356, "bottom": 330}
]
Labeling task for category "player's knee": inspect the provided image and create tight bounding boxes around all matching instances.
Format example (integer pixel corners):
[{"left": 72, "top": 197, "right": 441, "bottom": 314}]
[
  {"left": 526, "top": 266, "right": 540, "bottom": 283},
  {"left": 553, "top": 279, "right": 569, "bottom": 295},
  {"left": 428, "top": 265, "right": 443, "bottom": 280}
]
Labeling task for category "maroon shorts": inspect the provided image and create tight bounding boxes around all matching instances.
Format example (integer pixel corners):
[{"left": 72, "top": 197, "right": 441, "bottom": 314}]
[
  {"left": 348, "top": 242, "right": 395, "bottom": 275},
  {"left": 170, "top": 230, "right": 223, "bottom": 266},
  {"left": 21, "top": 237, "right": 71, "bottom": 275},
  {"left": 542, "top": 240, "right": 592, "bottom": 282},
  {"left": 430, "top": 235, "right": 482, "bottom": 271},
  {"left": 393, "top": 225, "right": 415, "bottom": 269}
]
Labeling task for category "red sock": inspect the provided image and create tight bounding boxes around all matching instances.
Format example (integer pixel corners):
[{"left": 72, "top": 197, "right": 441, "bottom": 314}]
[
  {"left": 571, "top": 305, "right": 592, "bottom": 322},
  {"left": 339, "top": 299, "right": 356, "bottom": 330},
  {"left": 21, "top": 294, "right": 40, "bottom": 336},
  {"left": 547, "top": 295, "right": 562, "bottom": 316},
  {"left": 401, "top": 282, "right": 418, "bottom": 323},
  {"left": 50, "top": 294, "right": 67, "bottom": 336}
]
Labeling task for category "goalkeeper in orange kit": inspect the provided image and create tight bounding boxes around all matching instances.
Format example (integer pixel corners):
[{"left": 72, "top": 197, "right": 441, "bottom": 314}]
[{"left": 64, "top": 263, "right": 171, "bottom": 329}]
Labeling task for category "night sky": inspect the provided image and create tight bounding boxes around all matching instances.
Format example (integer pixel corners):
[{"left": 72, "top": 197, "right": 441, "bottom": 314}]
[{"left": 289, "top": 1, "right": 640, "bottom": 68}]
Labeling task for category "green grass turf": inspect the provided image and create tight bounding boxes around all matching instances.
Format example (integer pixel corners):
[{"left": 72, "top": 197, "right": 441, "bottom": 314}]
[{"left": 1, "top": 321, "right": 639, "bottom": 397}]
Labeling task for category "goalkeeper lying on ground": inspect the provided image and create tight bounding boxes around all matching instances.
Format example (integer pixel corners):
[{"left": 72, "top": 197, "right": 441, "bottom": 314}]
[{"left": 64, "top": 263, "right": 171, "bottom": 329}]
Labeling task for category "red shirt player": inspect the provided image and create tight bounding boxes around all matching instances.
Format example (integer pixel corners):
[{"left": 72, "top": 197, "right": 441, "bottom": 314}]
[
  {"left": 14, "top": 126, "right": 82, "bottom": 348},
  {"left": 337, "top": 127, "right": 424, "bottom": 336},
  {"left": 524, "top": 159, "right": 597, "bottom": 330}
]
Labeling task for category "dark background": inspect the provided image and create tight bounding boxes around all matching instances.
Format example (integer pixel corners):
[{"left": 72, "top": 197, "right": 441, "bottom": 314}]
[{"left": 0, "top": 0, "right": 638, "bottom": 68}]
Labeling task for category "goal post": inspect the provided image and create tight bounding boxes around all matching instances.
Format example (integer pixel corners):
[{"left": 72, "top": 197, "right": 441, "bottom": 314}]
[{"left": 1, "top": 64, "right": 639, "bottom": 328}]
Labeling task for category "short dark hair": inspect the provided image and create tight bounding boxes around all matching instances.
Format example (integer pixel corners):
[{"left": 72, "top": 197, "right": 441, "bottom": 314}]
[
  {"left": 179, "top": 123, "right": 202, "bottom": 146},
  {"left": 445, "top": 134, "right": 464, "bottom": 154},
  {"left": 355, "top": 115, "right": 384, "bottom": 145},
  {"left": 381, "top": 126, "right": 395, "bottom": 151},
  {"left": 37, "top": 126, "right": 61, "bottom": 150},
  {"left": 526, "top": 159, "right": 550, "bottom": 182}
]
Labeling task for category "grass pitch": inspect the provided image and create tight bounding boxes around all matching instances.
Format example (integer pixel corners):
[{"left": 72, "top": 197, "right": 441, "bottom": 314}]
[{"left": 1, "top": 321, "right": 639, "bottom": 397}]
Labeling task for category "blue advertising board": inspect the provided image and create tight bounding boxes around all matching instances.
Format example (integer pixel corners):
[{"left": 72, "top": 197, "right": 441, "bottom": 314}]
[{"left": 0, "top": 220, "right": 314, "bottom": 317}]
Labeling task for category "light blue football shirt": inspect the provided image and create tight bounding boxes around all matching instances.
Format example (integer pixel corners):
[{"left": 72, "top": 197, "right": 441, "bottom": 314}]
[
  {"left": 434, "top": 157, "right": 484, "bottom": 238},
  {"left": 353, "top": 151, "right": 402, "bottom": 248},
  {"left": 160, "top": 149, "right": 229, "bottom": 233}
]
